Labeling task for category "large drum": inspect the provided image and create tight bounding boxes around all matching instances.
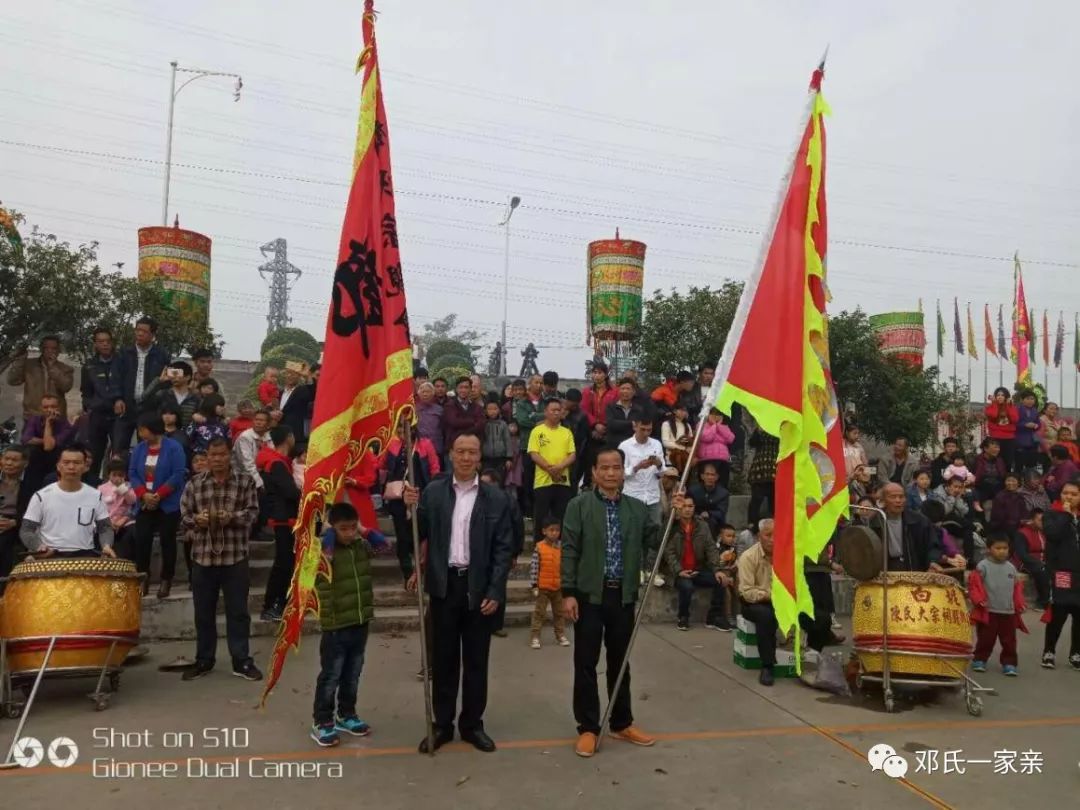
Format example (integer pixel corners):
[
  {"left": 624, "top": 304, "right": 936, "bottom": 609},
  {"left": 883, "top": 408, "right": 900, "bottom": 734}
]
[
  {"left": 853, "top": 571, "right": 973, "bottom": 678},
  {"left": 0, "top": 557, "right": 141, "bottom": 677}
]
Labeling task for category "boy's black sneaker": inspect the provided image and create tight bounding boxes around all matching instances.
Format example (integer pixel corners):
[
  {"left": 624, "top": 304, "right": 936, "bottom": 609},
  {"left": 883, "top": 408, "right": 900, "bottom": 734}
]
[
  {"left": 233, "top": 660, "right": 263, "bottom": 681},
  {"left": 1070, "top": 653, "right": 1080, "bottom": 671},
  {"left": 1041, "top": 652, "right": 1056, "bottom": 669},
  {"left": 676, "top": 618, "right": 689, "bottom": 631},
  {"left": 181, "top": 662, "right": 213, "bottom": 681}
]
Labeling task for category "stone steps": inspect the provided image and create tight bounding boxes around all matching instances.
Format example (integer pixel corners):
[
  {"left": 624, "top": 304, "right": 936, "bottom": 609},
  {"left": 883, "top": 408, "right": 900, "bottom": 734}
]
[{"left": 139, "top": 573, "right": 539, "bottom": 640}]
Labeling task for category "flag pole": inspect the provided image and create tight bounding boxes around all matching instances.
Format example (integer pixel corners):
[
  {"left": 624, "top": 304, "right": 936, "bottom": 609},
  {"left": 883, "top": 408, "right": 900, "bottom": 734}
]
[
  {"left": 405, "top": 427, "right": 435, "bottom": 757},
  {"left": 966, "top": 301, "right": 972, "bottom": 398},
  {"left": 595, "top": 50, "right": 829, "bottom": 751},
  {"left": 1059, "top": 310, "right": 1064, "bottom": 406}
]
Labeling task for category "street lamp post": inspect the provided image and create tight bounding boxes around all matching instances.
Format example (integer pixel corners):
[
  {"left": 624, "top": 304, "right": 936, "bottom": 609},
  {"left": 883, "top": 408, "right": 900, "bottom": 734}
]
[
  {"left": 498, "top": 195, "right": 521, "bottom": 376},
  {"left": 162, "top": 60, "right": 243, "bottom": 225}
]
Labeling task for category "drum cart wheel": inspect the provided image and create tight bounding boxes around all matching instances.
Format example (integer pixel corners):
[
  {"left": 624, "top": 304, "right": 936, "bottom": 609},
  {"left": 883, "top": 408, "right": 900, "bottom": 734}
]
[{"left": 883, "top": 689, "right": 895, "bottom": 713}]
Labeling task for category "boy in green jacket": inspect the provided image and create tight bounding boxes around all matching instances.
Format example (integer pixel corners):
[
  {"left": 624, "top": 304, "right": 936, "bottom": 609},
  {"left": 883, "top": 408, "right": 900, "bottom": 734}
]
[{"left": 310, "top": 502, "right": 387, "bottom": 747}]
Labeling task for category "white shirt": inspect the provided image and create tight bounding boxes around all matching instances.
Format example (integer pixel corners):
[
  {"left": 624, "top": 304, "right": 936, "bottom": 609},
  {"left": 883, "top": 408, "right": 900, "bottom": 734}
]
[
  {"left": 449, "top": 476, "right": 479, "bottom": 567},
  {"left": 23, "top": 483, "right": 109, "bottom": 552},
  {"left": 233, "top": 428, "right": 273, "bottom": 487},
  {"left": 619, "top": 436, "right": 665, "bottom": 505},
  {"left": 279, "top": 386, "right": 297, "bottom": 410},
  {"left": 133, "top": 344, "right": 150, "bottom": 400}
]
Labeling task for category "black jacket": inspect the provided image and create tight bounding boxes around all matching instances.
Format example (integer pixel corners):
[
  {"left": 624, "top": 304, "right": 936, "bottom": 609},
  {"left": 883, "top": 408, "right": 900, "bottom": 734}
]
[
  {"left": 869, "top": 509, "right": 941, "bottom": 572},
  {"left": 80, "top": 353, "right": 124, "bottom": 414},
  {"left": 562, "top": 410, "right": 590, "bottom": 463},
  {"left": 258, "top": 450, "right": 300, "bottom": 523},
  {"left": 687, "top": 482, "right": 730, "bottom": 527},
  {"left": 1044, "top": 509, "right": 1080, "bottom": 607},
  {"left": 118, "top": 344, "right": 172, "bottom": 412},
  {"left": 279, "top": 384, "right": 314, "bottom": 443},
  {"left": 605, "top": 401, "right": 636, "bottom": 448},
  {"left": 417, "top": 477, "right": 514, "bottom": 608}
]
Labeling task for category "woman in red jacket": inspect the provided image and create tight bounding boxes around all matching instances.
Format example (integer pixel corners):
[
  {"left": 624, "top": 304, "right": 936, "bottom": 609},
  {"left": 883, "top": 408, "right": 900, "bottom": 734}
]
[{"left": 984, "top": 387, "right": 1019, "bottom": 472}]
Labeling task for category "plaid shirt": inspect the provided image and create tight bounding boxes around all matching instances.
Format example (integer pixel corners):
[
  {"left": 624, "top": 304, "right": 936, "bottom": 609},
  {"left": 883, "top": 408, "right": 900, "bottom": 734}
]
[
  {"left": 599, "top": 491, "right": 624, "bottom": 579},
  {"left": 180, "top": 469, "right": 259, "bottom": 567}
]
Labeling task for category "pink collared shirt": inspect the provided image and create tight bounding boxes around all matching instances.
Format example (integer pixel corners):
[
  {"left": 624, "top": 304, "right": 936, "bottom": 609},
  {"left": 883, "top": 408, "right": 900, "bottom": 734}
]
[{"left": 449, "top": 475, "right": 479, "bottom": 567}]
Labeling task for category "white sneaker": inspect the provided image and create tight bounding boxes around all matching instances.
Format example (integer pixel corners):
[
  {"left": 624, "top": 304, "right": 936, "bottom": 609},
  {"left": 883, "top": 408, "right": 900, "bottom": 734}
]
[
  {"left": 529, "top": 638, "right": 541, "bottom": 649},
  {"left": 652, "top": 574, "right": 666, "bottom": 588},
  {"left": 556, "top": 636, "right": 571, "bottom": 647},
  {"left": 831, "top": 618, "right": 842, "bottom": 631}
]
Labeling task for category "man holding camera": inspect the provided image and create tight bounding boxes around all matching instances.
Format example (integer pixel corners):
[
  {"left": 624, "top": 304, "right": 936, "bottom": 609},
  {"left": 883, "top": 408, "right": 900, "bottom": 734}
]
[{"left": 179, "top": 437, "right": 261, "bottom": 682}]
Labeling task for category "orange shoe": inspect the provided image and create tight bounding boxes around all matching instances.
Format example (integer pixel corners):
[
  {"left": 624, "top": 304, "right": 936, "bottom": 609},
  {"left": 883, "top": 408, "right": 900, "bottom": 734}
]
[
  {"left": 611, "top": 726, "right": 656, "bottom": 747},
  {"left": 575, "top": 732, "right": 598, "bottom": 758}
]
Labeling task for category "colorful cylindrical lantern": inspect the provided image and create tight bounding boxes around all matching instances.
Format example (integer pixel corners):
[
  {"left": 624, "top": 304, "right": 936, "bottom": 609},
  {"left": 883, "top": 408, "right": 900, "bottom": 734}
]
[
  {"left": 137, "top": 225, "right": 212, "bottom": 324},
  {"left": 587, "top": 234, "right": 646, "bottom": 341},
  {"left": 869, "top": 311, "right": 926, "bottom": 368}
]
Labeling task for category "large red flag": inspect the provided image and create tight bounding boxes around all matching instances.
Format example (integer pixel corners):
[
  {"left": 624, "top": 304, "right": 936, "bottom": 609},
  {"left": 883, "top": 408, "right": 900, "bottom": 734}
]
[
  {"left": 702, "top": 63, "right": 846, "bottom": 647},
  {"left": 263, "top": 1, "right": 413, "bottom": 703}
]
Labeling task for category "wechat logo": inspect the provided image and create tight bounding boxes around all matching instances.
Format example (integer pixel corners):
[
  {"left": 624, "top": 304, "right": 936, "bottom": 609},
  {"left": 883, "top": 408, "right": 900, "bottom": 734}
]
[
  {"left": 867, "top": 743, "right": 909, "bottom": 778},
  {"left": 10, "top": 736, "right": 79, "bottom": 768}
]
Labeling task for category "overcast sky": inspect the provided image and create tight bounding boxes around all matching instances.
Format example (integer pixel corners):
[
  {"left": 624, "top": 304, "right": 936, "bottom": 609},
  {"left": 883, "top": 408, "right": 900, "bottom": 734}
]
[{"left": 3, "top": 0, "right": 1079, "bottom": 402}]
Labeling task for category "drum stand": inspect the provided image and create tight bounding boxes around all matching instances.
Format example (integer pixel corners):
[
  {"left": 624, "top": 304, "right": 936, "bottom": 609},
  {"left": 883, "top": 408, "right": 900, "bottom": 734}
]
[
  {"left": 849, "top": 504, "right": 994, "bottom": 716},
  {"left": 0, "top": 633, "right": 128, "bottom": 769}
]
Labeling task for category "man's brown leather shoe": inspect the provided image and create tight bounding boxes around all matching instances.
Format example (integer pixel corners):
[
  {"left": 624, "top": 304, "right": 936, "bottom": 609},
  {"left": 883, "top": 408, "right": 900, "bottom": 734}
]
[
  {"left": 611, "top": 726, "right": 656, "bottom": 747},
  {"left": 575, "top": 732, "right": 597, "bottom": 758}
]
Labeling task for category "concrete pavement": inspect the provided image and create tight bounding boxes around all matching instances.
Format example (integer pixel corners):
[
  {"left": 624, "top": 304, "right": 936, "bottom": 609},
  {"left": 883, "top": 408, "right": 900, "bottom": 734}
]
[{"left": 2, "top": 615, "right": 1078, "bottom": 810}]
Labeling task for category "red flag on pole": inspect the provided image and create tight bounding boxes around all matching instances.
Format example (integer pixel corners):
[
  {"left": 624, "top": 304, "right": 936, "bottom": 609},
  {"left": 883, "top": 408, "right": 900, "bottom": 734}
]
[
  {"left": 984, "top": 304, "right": 996, "bottom": 357},
  {"left": 702, "top": 61, "right": 846, "bottom": 650},
  {"left": 262, "top": 1, "right": 414, "bottom": 703},
  {"left": 1043, "top": 310, "right": 1050, "bottom": 365}
]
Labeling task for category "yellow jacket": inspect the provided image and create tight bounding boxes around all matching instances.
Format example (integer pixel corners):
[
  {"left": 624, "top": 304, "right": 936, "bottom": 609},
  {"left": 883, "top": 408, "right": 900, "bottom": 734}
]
[{"left": 737, "top": 542, "right": 773, "bottom": 604}]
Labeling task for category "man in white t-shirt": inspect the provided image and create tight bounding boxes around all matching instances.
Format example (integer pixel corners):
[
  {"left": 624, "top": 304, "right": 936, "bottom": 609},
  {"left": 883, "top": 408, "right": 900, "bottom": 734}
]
[
  {"left": 619, "top": 415, "right": 667, "bottom": 587},
  {"left": 20, "top": 445, "right": 115, "bottom": 558}
]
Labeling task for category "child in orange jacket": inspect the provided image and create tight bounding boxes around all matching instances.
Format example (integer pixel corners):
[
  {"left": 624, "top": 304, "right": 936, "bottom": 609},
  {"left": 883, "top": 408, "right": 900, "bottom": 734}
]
[
  {"left": 528, "top": 516, "right": 569, "bottom": 649},
  {"left": 969, "top": 532, "right": 1028, "bottom": 676}
]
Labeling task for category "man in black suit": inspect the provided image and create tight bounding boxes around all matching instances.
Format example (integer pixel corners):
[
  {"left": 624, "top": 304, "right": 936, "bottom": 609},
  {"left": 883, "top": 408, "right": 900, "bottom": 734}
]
[
  {"left": 404, "top": 433, "right": 515, "bottom": 754},
  {"left": 273, "top": 364, "right": 314, "bottom": 443},
  {"left": 114, "top": 316, "right": 172, "bottom": 454}
]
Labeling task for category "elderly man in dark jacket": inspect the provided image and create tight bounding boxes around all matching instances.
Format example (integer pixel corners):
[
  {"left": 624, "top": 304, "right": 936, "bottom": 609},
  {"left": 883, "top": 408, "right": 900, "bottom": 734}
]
[
  {"left": 405, "top": 433, "right": 514, "bottom": 754},
  {"left": 871, "top": 483, "right": 947, "bottom": 572}
]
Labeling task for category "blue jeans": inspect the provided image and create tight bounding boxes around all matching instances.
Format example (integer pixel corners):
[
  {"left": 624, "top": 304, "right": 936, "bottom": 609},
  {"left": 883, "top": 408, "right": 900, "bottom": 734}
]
[{"left": 313, "top": 624, "right": 369, "bottom": 726}]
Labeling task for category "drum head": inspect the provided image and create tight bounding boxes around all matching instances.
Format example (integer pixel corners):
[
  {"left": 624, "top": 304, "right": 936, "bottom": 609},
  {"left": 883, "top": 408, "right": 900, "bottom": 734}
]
[{"left": 836, "top": 524, "right": 883, "bottom": 581}]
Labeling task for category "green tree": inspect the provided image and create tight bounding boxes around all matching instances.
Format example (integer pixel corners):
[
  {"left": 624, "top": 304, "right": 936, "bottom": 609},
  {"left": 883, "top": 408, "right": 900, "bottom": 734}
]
[
  {"left": 0, "top": 215, "right": 221, "bottom": 376},
  {"left": 261, "top": 327, "right": 320, "bottom": 359},
  {"left": 425, "top": 340, "right": 475, "bottom": 372},
  {"left": 254, "top": 344, "right": 319, "bottom": 377},
  {"left": 633, "top": 283, "right": 743, "bottom": 374},
  {"left": 415, "top": 314, "right": 483, "bottom": 367}
]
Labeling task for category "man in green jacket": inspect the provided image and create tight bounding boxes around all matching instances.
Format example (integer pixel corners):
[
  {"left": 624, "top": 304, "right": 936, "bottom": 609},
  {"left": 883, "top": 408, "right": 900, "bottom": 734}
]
[{"left": 562, "top": 446, "right": 659, "bottom": 758}]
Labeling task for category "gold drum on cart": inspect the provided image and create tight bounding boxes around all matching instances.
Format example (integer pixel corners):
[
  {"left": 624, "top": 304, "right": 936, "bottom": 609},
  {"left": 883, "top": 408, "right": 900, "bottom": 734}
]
[
  {"left": 853, "top": 571, "right": 973, "bottom": 678},
  {"left": 0, "top": 557, "right": 142, "bottom": 676}
]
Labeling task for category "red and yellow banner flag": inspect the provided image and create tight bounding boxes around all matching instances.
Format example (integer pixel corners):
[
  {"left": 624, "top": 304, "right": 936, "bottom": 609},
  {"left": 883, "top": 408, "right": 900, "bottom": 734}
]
[
  {"left": 701, "top": 63, "right": 846, "bottom": 651},
  {"left": 1011, "top": 253, "right": 1031, "bottom": 385},
  {"left": 263, "top": 1, "right": 413, "bottom": 703},
  {"left": 983, "top": 304, "right": 996, "bottom": 357}
]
